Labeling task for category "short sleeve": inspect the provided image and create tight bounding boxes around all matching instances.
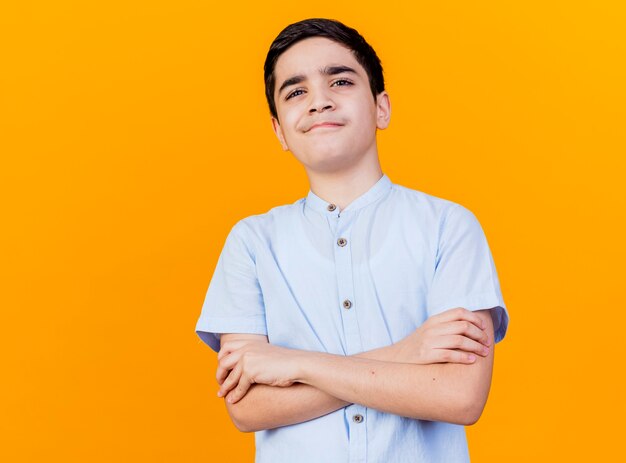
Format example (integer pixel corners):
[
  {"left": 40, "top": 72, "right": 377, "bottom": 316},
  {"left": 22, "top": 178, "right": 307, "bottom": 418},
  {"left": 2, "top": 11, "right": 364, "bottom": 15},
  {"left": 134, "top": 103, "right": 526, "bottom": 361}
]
[
  {"left": 426, "top": 204, "right": 509, "bottom": 343},
  {"left": 195, "top": 221, "right": 267, "bottom": 352}
]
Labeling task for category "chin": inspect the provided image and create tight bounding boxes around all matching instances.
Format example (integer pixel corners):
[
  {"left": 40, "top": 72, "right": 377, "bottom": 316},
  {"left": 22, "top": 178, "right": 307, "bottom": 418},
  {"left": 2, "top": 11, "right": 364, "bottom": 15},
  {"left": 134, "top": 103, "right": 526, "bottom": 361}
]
[{"left": 305, "top": 152, "right": 361, "bottom": 174}]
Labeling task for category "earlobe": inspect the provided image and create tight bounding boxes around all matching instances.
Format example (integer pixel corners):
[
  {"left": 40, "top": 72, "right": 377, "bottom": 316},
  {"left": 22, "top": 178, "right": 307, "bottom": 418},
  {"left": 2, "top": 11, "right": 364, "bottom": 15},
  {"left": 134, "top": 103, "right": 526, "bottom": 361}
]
[
  {"left": 376, "top": 92, "right": 391, "bottom": 130},
  {"left": 271, "top": 117, "right": 289, "bottom": 151}
]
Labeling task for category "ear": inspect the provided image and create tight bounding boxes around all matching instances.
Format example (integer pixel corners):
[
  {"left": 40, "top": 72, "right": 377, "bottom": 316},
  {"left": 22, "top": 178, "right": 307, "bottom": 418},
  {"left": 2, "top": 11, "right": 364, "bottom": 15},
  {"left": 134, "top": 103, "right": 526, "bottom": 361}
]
[
  {"left": 375, "top": 91, "right": 391, "bottom": 130},
  {"left": 271, "top": 117, "right": 289, "bottom": 151}
]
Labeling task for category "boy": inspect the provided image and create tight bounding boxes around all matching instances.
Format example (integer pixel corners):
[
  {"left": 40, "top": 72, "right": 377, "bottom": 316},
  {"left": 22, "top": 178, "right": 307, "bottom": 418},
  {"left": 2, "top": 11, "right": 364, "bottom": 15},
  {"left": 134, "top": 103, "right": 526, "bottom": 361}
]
[{"left": 196, "top": 18, "right": 509, "bottom": 462}]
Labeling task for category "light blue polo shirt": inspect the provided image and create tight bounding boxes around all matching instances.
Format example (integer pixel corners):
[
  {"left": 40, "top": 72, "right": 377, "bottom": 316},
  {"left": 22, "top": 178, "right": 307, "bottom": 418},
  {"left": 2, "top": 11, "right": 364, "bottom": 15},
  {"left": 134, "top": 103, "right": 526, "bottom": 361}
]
[{"left": 195, "top": 173, "right": 509, "bottom": 463}]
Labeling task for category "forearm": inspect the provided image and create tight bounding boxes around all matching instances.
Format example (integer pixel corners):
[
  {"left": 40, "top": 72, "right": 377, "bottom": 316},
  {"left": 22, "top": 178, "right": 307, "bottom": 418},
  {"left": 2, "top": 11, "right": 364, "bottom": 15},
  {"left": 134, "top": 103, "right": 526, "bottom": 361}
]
[
  {"left": 354, "top": 343, "right": 397, "bottom": 361},
  {"left": 225, "top": 382, "right": 348, "bottom": 432},
  {"left": 220, "top": 309, "right": 494, "bottom": 430},
  {"left": 224, "top": 345, "right": 396, "bottom": 432},
  {"left": 296, "top": 351, "right": 493, "bottom": 425}
]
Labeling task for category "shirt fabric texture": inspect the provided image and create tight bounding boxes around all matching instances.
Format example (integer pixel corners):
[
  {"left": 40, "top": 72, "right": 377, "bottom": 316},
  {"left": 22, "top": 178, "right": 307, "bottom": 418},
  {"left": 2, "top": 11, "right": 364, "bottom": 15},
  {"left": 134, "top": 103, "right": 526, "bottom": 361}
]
[{"left": 195, "top": 174, "right": 509, "bottom": 463}]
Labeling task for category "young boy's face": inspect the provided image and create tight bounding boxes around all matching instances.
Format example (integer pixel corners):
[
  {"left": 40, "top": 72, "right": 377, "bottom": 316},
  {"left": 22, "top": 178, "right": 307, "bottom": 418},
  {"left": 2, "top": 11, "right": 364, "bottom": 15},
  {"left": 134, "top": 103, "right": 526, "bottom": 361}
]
[{"left": 271, "top": 37, "right": 390, "bottom": 174}]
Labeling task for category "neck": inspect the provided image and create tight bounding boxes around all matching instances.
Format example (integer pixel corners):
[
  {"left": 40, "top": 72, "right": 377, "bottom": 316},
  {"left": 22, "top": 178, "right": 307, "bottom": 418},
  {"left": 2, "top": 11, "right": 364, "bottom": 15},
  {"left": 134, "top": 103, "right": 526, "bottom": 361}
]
[{"left": 305, "top": 155, "right": 384, "bottom": 211}]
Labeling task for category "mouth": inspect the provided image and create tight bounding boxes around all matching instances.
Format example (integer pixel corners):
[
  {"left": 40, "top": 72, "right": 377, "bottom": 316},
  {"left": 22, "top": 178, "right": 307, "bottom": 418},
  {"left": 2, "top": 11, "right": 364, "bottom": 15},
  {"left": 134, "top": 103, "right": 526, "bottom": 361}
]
[{"left": 306, "top": 122, "right": 344, "bottom": 132}]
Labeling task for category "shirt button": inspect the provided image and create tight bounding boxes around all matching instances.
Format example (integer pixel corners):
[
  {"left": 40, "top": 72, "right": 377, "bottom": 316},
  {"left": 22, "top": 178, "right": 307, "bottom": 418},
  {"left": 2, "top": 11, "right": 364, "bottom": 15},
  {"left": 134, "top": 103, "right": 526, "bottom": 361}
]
[
  {"left": 327, "top": 203, "right": 336, "bottom": 211},
  {"left": 337, "top": 238, "right": 347, "bottom": 247},
  {"left": 342, "top": 299, "right": 352, "bottom": 309},
  {"left": 353, "top": 414, "right": 364, "bottom": 423}
]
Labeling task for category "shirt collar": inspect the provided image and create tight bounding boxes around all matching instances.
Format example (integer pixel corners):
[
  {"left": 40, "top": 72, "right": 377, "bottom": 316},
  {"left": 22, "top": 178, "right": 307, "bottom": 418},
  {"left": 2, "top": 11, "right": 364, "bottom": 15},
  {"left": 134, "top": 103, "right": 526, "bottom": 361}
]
[{"left": 304, "top": 173, "right": 393, "bottom": 215}]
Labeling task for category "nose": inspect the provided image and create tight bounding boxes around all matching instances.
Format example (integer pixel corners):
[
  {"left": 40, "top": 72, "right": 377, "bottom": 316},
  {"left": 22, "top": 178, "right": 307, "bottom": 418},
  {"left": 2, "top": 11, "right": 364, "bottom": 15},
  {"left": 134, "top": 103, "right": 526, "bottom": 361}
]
[
  {"left": 309, "top": 103, "right": 333, "bottom": 114},
  {"left": 308, "top": 88, "right": 335, "bottom": 114}
]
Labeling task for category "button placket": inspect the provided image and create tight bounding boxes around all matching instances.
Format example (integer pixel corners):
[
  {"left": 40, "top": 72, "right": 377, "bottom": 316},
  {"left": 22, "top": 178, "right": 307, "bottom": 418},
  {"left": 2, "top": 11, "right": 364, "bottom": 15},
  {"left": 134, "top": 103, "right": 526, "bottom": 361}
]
[
  {"left": 333, "top": 212, "right": 366, "bottom": 463},
  {"left": 347, "top": 405, "right": 367, "bottom": 463},
  {"left": 333, "top": 224, "right": 360, "bottom": 354}
]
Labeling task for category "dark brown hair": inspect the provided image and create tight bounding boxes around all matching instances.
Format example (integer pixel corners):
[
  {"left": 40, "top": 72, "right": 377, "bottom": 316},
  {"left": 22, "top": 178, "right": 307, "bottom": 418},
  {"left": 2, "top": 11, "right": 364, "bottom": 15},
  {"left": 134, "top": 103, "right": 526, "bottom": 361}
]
[{"left": 264, "top": 18, "right": 385, "bottom": 120}]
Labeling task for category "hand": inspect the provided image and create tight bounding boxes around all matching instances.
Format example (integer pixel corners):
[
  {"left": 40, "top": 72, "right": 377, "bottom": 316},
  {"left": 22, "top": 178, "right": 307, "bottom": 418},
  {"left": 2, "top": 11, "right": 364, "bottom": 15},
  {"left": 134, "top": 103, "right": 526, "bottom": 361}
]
[
  {"left": 216, "top": 341, "right": 302, "bottom": 404},
  {"left": 392, "top": 307, "right": 491, "bottom": 365}
]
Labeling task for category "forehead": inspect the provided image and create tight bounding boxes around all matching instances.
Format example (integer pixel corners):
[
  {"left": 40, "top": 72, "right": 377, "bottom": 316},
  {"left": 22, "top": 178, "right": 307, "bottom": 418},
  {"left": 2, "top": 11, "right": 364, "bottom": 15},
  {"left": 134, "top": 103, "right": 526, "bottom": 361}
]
[{"left": 274, "top": 37, "right": 366, "bottom": 80}]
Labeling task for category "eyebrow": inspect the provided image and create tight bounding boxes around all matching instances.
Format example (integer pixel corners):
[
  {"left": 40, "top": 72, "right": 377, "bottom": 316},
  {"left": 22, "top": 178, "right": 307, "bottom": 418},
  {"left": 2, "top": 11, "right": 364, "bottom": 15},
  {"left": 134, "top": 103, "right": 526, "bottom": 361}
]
[{"left": 277, "top": 65, "right": 358, "bottom": 96}]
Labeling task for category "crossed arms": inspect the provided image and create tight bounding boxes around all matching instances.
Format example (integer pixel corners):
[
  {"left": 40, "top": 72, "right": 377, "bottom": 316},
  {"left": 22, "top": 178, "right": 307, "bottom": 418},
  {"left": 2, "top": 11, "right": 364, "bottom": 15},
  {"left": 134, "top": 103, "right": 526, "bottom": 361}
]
[{"left": 214, "top": 307, "right": 495, "bottom": 432}]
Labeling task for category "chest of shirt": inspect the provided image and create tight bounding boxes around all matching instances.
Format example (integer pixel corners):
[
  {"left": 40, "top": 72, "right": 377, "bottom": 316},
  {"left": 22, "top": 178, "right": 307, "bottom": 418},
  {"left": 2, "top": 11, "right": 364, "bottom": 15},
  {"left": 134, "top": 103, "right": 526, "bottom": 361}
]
[{"left": 250, "top": 206, "right": 439, "bottom": 354}]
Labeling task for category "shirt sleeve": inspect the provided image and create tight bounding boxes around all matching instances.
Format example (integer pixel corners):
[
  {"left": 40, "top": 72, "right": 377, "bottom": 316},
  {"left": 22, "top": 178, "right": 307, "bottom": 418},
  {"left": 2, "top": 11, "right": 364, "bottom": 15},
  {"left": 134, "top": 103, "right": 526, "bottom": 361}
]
[
  {"left": 195, "top": 220, "right": 267, "bottom": 352},
  {"left": 426, "top": 204, "right": 509, "bottom": 343}
]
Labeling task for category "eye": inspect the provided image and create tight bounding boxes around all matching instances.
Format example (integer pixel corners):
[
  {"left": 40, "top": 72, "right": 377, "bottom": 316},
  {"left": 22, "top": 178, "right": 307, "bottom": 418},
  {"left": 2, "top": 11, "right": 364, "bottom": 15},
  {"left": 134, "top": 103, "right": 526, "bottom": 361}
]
[
  {"left": 331, "top": 78, "right": 354, "bottom": 87},
  {"left": 286, "top": 88, "right": 305, "bottom": 100}
]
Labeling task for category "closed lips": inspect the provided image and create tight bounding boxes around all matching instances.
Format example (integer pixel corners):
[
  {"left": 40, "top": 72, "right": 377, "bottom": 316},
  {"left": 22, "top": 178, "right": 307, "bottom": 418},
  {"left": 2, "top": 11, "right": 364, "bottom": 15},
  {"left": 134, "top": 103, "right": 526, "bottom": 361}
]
[{"left": 307, "top": 122, "right": 344, "bottom": 131}]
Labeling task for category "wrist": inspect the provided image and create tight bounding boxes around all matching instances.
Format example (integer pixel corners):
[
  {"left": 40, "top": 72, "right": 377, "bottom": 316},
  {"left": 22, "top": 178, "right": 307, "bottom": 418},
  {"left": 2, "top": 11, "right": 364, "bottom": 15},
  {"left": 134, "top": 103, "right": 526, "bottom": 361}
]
[
  {"left": 294, "top": 350, "right": 330, "bottom": 385},
  {"left": 292, "top": 349, "right": 312, "bottom": 384}
]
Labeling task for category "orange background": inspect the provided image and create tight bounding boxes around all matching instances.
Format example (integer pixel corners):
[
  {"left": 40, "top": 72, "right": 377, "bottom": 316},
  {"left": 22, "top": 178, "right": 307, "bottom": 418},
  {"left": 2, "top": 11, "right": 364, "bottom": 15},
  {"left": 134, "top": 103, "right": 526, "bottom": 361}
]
[{"left": 1, "top": 1, "right": 625, "bottom": 461}]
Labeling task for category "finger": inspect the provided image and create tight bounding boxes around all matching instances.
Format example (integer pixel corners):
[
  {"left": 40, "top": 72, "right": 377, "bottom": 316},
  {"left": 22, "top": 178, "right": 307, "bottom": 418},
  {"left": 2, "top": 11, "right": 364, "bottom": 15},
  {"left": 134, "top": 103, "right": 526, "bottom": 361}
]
[
  {"left": 220, "top": 351, "right": 242, "bottom": 372},
  {"left": 434, "top": 320, "right": 490, "bottom": 346},
  {"left": 218, "top": 365, "right": 241, "bottom": 398},
  {"left": 228, "top": 375, "right": 253, "bottom": 404},
  {"left": 218, "top": 340, "right": 248, "bottom": 361},
  {"left": 215, "top": 365, "right": 229, "bottom": 385},
  {"left": 429, "top": 348, "right": 478, "bottom": 364},
  {"left": 216, "top": 351, "right": 242, "bottom": 385},
  {"left": 432, "top": 307, "right": 486, "bottom": 330},
  {"left": 218, "top": 364, "right": 242, "bottom": 398},
  {"left": 216, "top": 362, "right": 235, "bottom": 385},
  {"left": 219, "top": 339, "right": 268, "bottom": 361},
  {"left": 433, "top": 335, "right": 490, "bottom": 357}
]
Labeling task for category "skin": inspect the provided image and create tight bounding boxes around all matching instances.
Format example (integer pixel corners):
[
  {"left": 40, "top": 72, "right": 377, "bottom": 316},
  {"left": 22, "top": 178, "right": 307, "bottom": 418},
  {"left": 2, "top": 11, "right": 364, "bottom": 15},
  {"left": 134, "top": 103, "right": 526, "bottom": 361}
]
[
  {"left": 218, "top": 308, "right": 493, "bottom": 432},
  {"left": 270, "top": 36, "right": 390, "bottom": 209},
  {"left": 213, "top": 37, "right": 498, "bottom": 432}
]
